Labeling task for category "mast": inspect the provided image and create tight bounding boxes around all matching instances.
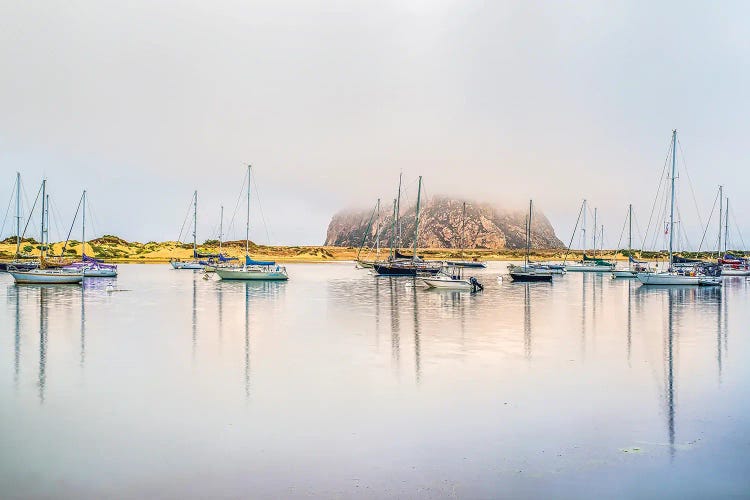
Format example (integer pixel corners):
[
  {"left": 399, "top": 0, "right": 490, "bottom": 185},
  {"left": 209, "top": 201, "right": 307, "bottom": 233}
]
[
  {"left": 668, "top": 129, "right": 677, "bottom": 270},
  {"left": 526, "top": 200, "right": 533, "bottom": 266},
  {"left": 412, "top": 176, "right": 422, "bottom": 263},
  {"left": 395, "top": 172, "right": 402, "bottom": 251},
  {"left": 15, "top": 172, "right": 21, "bottom": 256},
  {"left": 40, "top": 179, "right": 46, "bottom": 259},
  {"left": 375, "top": 198, "right": 380, "bottom": 258},
  {"left": 582, "top": 199, "right": 587, "bottom": 255},
  {"left": 461, "top": 201, "right": 467, "bottom": 256},
  {"left": 192, "top": 190, "right": 197, "bottom": 256},
  {"left": 725, "top": 198, "right": 730, "bottom": 255},
  {"left": 246, "top": 165, "right": 251, "bottom": 256},
  {"left": 628, "top": 204, "right": 633, "bottom": 270},
  {"left": 219, "top": 205, "right": 224, "bottom": 253},
  {"left": 389, "top": 198, "right": 397, "bottom": 259},
  {"left": 82, "top": 190, "right": 87, "bottom": 257},
  {"left": 593, "top": 208, "right": 597, "bottom": 257},
  {"left": 718, "top": 185, "right": 723, "bottom": 258}
]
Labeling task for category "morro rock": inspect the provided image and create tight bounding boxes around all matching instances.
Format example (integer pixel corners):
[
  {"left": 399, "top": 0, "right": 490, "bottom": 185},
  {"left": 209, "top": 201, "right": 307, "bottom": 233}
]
[{"left": 325, "top": 197, "right": 564, "bottom": 249}]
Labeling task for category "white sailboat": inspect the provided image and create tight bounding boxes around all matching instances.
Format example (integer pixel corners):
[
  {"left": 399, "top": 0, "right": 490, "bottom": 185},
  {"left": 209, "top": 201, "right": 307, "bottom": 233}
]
[
  {"left": 63, "top": 190, "right": 118, "bottom": 277},
  {"left": 564, "top": 201, "right": 615, "bottom": 273},
  {"left": 10, "top": 179, "right": 83, "bottom": 285},
  {"left": 170, "top": 191, "right": 204, "bottom": 270},
  {"left": 636, "top": 130, "right": 720, "bottom": 286},
  {"left": 716, "top": 190, "right": 750, "bottom": 276},
  {"left": 215, "top": 165, "right": 289, "bottom": 281},
  {"left": 612, "top": 204, "right": 650, "bottom": 278}
]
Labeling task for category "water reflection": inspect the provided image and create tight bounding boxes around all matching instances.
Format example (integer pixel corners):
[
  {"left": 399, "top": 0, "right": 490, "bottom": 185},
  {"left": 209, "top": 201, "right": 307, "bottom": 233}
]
[
  {"left": 245, "top": 282, "right": 251, "bottom": 399},
  {"left": 524, "top": 284, "right": 531, "bottom": 359},
  {"left": 38, "top": 286, "right": 48, "bottom": 404},
  {"left": 412, "top": 283, "right": 421, "bottom": 384},
  {"left": 389, "top": 279, "right": 400, "bottom": 367}
]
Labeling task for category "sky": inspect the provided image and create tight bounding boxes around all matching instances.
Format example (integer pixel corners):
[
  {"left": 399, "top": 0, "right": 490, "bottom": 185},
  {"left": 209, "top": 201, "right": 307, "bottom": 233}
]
[{"left": 1, "top": 0, "right": 749, "bottom": 249}]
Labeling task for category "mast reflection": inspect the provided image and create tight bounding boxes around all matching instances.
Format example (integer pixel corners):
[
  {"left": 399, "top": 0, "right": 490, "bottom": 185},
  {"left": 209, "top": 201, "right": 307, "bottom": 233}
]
[
  {"left": 244, "top": 282, "right": 251, "bottom": 399},
  {"left": 412, "top": 281, "right": 421, "bottom": 384},
  {"left": 389, "top": 279, "right": 400, "bottom": 367},
  {"left": 665, "top": 288, "right": 677, "bottom": 460},
  {"left": 80, "top": 283, "right": 86, "bottom": 368},
  {"left": 38, "top": 287, "right": 48, "bottom": 404},
  {"left": 524, "top": 284, "right": 531, "bottom": 359},
  {"left": 192, "top": 272, "right": 197, "bottom": 359},
  {"left": 13, "top": 286, "right": 21, "bottom": 390}
]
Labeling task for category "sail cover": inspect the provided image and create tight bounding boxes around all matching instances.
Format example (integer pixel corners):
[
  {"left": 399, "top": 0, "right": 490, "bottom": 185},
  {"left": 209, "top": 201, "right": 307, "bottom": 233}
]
[
  {"left": 246, "top": 255, "right": 275, "bottom": 266},
  {"left": 394, "top": 250, "right": 423, "bottom": 260},
  {"left": 82, "top": 253, "right": 104, "bottom": 263},
  {"left": 218, "top": 254, "right": 238, "bottom": 262}
]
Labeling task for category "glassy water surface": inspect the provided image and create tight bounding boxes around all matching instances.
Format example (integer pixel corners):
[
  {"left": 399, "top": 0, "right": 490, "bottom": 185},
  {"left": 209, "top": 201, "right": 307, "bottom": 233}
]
[{"left": 1, "top": 263, "right": 749, "bottom": 498}]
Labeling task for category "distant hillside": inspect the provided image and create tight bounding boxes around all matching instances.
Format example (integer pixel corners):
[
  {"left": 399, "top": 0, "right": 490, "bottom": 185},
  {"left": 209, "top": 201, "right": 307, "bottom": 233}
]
[{"left": 325, "top": 196, "right": 565, "bottom": 249}]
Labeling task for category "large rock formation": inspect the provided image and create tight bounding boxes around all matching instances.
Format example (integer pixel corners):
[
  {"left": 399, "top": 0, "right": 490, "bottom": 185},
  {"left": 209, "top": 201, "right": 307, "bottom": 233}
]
[{"left": 325, "top": 197, "right": 564, "bottom": 249}]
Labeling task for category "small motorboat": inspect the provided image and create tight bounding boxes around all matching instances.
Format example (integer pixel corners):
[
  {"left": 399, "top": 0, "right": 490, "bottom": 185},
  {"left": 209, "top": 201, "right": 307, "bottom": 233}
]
[{"left": 420, "top": 266, "right": 483, "bottom": 291}]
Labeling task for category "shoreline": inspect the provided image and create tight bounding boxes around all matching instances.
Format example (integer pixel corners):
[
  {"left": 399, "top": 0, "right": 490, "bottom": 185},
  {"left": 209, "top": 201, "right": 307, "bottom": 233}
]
[{"left": 0, "top": 239, "right": 688, "bottom": 264}]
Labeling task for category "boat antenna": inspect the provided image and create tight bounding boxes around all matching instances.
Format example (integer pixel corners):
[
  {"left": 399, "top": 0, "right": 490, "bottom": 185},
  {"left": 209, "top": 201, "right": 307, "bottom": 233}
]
[
  {"left": 219, "top": 204, "right": 224, "bottom": 253},
  {"left": 389, "top": 198, "right": 397, "bottom": 260}
]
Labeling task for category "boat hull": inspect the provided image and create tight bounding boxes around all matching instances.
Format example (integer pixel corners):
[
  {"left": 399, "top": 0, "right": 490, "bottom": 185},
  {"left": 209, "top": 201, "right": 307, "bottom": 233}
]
[
  {"left": 215, "top": 268, "right": 288, "bottom": 281},
  {"left": 83, "top": 268, "right": 118, "bottom": 277},
  {"left": 510, "top": 271, "right": 553, "bottom": 282},
  {"left": 612, "top": 270, "right": 637, "bottom": 279},
  {"left": 721, "top": 268, "right": 750, "bottom": 276},
  {"left": 636, "top": 272, "right": 715, "bottom": 286},
  {"left": 565, "top": 264, "right": 615, "bottom": 272},
  {"left": 373, "top": 264, "right": 440, "bottom": 277},
  {"left": 420, "top": 277, "right": 473, "bottom": 290},
  {"left": 445, "top": 261, "right": 487, "bottom": 269},
  {"left": 10, "top": 270, "right": 84, "bottom": 284},
  {"left": 0, "top": 261, "right": 39, "bottom": 272},
  {"left": 170, "top": 261, "right": 204, "bottom": 270}
]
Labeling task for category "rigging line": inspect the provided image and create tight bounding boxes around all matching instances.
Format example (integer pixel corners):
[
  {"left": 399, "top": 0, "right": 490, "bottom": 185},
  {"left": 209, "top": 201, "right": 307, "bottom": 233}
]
[
  {"left": 20, "top": 182, "right": 43, "bottom": 243},
  {"left": 48, "top": 198, "right": 65, "bottom": 247},
  {"left": 677, "top": 137, "right": 705, "bottom": 231},
  {"left": 176, "top": 195, "right": 194, "bottom": 244},
  {"left": 62, "top": 193, "right": 84, "bottom": 254},
  {"left": 615, "top": 206, "right": 628, "bottom": 251},
  {"left": 696, "top": 189, "right": 719, "bottom": 253},
  {"left": 21, "top": 179, "right": 38, "bottom": 237},
  {"left": 0, "top": 177, "right": 16, "bottom": 239},
  {"left": 562, "top": 201, "right": 585, "bottom": 264},
  {"left": 226, "top": 173, "right": 247, "bottom": 241},
  {"left": 642, "top": 139, "right": 673, "bottom": 252},
  {"left": 729, "top": 207, "right": 747, "bottom": 251},
  {"left": 251, "top": 172, "right": 271, "bottom": 245},
  {"left": 632, "top": 212, "right": 646, "bottom": 255}
]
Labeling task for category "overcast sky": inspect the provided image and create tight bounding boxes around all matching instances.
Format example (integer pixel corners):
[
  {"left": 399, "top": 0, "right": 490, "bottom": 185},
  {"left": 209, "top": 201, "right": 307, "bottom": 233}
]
[{"left": 1, "top": 1, "right": 748, "bottom": 249}]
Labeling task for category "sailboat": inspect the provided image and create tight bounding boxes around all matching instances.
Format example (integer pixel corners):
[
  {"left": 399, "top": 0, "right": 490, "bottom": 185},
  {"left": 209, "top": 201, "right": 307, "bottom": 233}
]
[
  {"left": 202, "top": 205, "right": 239, "bottom": 272},
  {"left": 62, "top": 190, "right": 118, "bottom": 277},
  {"left": 170, "top": 191, "right": 204, "bottom": 270},
  {"left": 215, "top": 166, "right": 289, "bottom": 281},
  {"left": 636, "top": 130, "right": 720, "bottom": 286},
  {"left": 564, "top": 201, "right": 615, "bottom": 272},
  {"left": 445, "top": 202, "right": 487, "bottom": 268},
  {"left": 373, "top": 176, "right": 441, "bottom": 276},
  {"left": 0, "top": 173, "right": 39, "bottom": 272},
  {"left": 509, "top": 200, "right": 553, "bottom": 282},
  {"left": 612, "top": 204, "right": 650, "bottom": 278},
  {"left": 715, "top": 189, "right": 750, "bottom": 276},
  {"left": 355, "top": 199, "right": 382, "bottom": 269},
  {"left": 9, "top": 179, "right": 83, "bottom": 284}
]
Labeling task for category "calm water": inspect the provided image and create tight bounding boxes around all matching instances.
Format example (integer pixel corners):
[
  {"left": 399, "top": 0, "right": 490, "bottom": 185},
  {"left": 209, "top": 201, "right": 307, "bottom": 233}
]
[{"left": 1, "top": 263, "right": 749, "bottom": 498}]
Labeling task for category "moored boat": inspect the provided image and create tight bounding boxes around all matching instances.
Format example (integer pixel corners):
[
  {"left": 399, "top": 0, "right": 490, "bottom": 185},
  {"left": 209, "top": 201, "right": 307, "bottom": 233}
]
[
  {"left": 509, "top": 201, "right": 553, "bottom": 283},
  {"left": 420, "top": 265, "right": 483, "bottom": 291},
  {"left": 10, "top": 267, "right": 83, "bottom": 284},
  {"left": 215, "top": 165, "right": 290, "bottom": 282},
  {"left": 637, "top": 130, "right": 720, "bottom": 287}
]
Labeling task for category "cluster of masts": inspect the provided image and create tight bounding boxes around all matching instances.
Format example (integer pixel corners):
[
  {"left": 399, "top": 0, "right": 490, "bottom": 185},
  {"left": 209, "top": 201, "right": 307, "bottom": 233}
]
[{"left": 2, "top": 131, "right": 745, "bottom": 288}]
